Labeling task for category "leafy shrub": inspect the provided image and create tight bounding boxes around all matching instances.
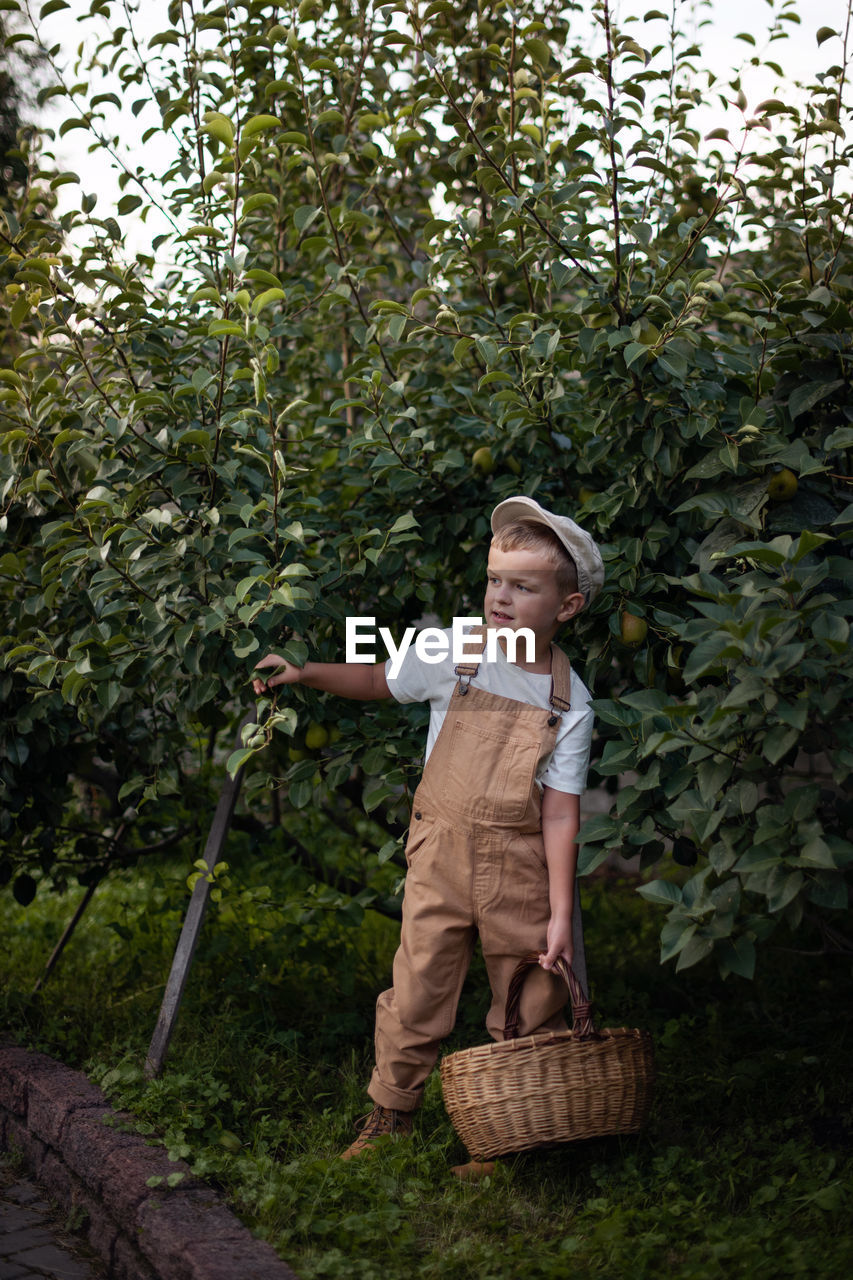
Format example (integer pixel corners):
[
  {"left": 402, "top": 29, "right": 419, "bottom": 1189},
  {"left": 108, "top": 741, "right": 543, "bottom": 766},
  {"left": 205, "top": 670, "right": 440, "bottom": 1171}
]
[{"left": 0, "top": 0, "right": 850, "bottom": 972}]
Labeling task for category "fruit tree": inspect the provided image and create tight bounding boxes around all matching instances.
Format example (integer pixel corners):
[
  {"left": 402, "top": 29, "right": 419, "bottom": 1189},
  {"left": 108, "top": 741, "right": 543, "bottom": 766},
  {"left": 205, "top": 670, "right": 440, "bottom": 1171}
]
[{"left": 1, "top": 0, "right": 851, "bottom": 979}]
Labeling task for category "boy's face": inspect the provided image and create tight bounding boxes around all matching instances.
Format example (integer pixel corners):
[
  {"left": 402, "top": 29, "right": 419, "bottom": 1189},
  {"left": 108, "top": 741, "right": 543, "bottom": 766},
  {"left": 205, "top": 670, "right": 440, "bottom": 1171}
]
[{"left": 484, "top": 544, "right": 584, "bottom": 642}]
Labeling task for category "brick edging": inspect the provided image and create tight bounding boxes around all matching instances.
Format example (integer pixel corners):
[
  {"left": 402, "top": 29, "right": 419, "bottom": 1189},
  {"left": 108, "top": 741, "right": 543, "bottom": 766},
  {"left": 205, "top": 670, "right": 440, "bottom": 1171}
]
[{"left": 0, "top": 1044, "right": 298, "bottom": 1280}]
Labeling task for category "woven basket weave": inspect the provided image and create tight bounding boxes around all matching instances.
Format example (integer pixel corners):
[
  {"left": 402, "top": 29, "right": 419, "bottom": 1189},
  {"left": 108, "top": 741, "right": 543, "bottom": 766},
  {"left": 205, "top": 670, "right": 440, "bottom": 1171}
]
[{"left": 440, "top": 954, "right": 654, "bottom": 1160}]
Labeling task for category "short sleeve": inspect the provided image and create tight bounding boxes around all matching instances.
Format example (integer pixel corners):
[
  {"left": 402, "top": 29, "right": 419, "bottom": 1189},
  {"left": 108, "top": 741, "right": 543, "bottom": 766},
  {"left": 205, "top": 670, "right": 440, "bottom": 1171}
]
[
  {"left": 539, "top": 703, "right": 595, "bottom": 795},
  {"left": 384, "top": 627, "right": 457, "bottom": 706}
]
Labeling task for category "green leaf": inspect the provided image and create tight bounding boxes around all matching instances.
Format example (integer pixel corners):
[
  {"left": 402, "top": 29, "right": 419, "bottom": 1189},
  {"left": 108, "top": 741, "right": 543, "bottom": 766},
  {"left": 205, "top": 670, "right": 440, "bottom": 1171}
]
[
  {"left": 241, "top": 193, "right": 278, "bottom": 216},
  {"left": 226, "top": 747, "right": 256, "bottom": 776},
  {"left": 577, "top": 812, "right": 619, "bottom": 847},
  {"left": 825, "top": 426, "right": 853, "bottom": 451},
  {"left": 788, "top": 380, "right": 843, "bottom": 419},
  {"left": 675, "top": 935, "right": 714, "bottom": 971},
  {"left": 371, "top": 299, "right": 408, "bottom": 315},
  {"left": 251, "top": 288, "right": 286, "bottom": 314},
  {"left": 242, "top": 113, "right": 282, "bottom": 137},
  {"left": 294, "top": 205, "right": 322, "bottom": 233},
  {"left": 377, "top": 839, "right": 399, "bottom": 865},
  {"left": 453, "top": 337, "right": 473, "bottom": 364},
  {"left": 9, "top": 295, "right": 30, "bottom": 328},
  {"left": 389, "top": 512, "right": 418, "bottom": 535},
  {"left": 577, "top": 844, "right": 615, "bottom": 875},
  {"left": 764, "top": 867, "right": 804, "bottom": 913},
  {"left": 655, "top": 347, "right": 688, "bottom": 378},
  {"left": 660, "top": 920, "right": 696, "bottom": 963},
  {"left": 636, "top": 879, "right": 683, "bottom": 907},
  {"left": 783, "top": 786, "right": 819, "bottom": 823},
  {"left": 474, "top": 336, "right": 499, "bottom": 367},
  {"left": 202, "top": 112, "right": 235, "bottom": 148},
  {"left": 208, "top": 319, "right": 244, "bottom": 337},
  {"left": 363, "top": 778, "right": 397, "bottom": 811},
  {"left": 791, "top": 530, "right": 832, "bottom": 563},
  {"left": 808, "top": 874, "right": 848, "bottom": 910},
  {"left": 632, "top": 157, "right": 669, "bottom": 175},
  {"left": 698, "top": 758, "right": 732, "bottom": 805},
  {"left": 624, "top": 341, "right": 649, "bottom": 369},
  {"left": 243, "top": 269, "right": 282, "bottom": 288},
  {"left": 717, "top": 937, "right": 756, "bottom": 980},
  {"left": 524, "top": 37, "right": 551, "bottom": 66},
  {"left": 812, "top": 611, "right": 849, "bottom": 652},
  {"left": 799, "top": 836, "right": 836, "bottom": 868},
  {"left": 761, "top": 725, "right": 798, "bottom": 765},
  {"left": 683, "top": 635, "right": 734, "bottom": 683},
  {"left": 681, "top": 455, "right": 722, "bottom": 483},
  {"left": 734, "top": 847, "right": 779, "bottom": 874}
]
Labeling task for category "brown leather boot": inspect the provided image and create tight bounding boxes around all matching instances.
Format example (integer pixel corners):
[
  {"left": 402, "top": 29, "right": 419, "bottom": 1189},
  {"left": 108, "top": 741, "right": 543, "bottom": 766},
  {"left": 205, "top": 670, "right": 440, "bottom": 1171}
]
[
  {"left": 339, "top": 1105, "right": 415, "bottom": 1160},
  {"left": 450, "top": 1160, "right": 497, "bottom": 1181}
]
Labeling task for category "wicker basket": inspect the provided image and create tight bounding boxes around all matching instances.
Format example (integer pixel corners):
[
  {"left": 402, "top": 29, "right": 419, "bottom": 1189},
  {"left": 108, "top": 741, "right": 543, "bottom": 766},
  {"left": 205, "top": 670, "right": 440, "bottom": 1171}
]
[{"left": 440, "top": 954, "right": 654, "bottom": 1160}]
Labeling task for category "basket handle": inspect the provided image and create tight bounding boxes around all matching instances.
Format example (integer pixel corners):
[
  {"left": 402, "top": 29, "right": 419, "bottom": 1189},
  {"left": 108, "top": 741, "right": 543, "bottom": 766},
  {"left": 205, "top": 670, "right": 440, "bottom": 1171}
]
[{"left": 503, "top": 953, "right": 597, "bottom": 1042}]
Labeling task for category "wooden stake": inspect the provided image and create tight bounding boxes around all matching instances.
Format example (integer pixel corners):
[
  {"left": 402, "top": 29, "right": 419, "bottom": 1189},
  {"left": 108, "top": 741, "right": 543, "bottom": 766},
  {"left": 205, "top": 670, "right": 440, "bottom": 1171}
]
[
  {"left": 32, "top": 820, "right": 128, "bottom": 996},
  {"left": 144, "top": 715, "right": 252, "bottom": 1078},
  {"left": 32, "top": 877, "right": 100, "bottom": 997}
]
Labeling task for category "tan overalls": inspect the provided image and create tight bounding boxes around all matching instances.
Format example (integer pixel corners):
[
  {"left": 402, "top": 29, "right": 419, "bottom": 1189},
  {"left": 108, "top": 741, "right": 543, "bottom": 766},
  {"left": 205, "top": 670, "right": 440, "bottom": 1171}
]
[{"left": 368, "top": 636, "right": 588, "bottom": 1113}]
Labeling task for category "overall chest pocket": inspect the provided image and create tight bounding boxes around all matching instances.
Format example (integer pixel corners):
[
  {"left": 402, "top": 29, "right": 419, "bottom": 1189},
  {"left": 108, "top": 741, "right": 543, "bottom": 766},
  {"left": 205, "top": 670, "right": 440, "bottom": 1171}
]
[{"left": 440, "top": 718, "right": 541, "bottom": 823}]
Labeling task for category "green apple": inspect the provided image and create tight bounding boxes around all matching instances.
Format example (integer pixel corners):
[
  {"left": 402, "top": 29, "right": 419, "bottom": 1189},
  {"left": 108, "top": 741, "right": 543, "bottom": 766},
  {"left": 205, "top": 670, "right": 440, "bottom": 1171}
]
[
  {"left": 620, "top": 611, "right": 648, "bottom": 647},
  {"left": 766, "top": 467, "right": 798, "bottom": 502},
  {"left": 472, "top": 446, "right": 494, "bottom": 475},
  {"left": 305, "top": 722, "right": 329, "bottom": 750}
]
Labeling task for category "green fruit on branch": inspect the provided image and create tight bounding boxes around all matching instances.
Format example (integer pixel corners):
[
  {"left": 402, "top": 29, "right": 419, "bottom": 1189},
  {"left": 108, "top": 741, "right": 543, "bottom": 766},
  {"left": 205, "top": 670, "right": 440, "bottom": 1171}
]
[
  {"left": 620, "top": 611, "right": 648, "bottom": 647},
  {"left": 766, "top": 467, "right": 798, "bottom": 502},
  {"left": 305, "top": 722, "right": 329, "bottom": 750},
  {"left": 472, "top": 446, "right": 494, "bottom": 475}
]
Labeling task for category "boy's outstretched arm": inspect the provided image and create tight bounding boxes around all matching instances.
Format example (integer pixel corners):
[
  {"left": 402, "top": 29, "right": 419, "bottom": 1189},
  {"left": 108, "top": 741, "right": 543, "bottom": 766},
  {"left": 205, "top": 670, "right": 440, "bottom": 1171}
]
[
  {"left": 539, "top": 785, "right": 580, "bottom": 972},
  {"left": 252, "top": 655, "right": 391, "bottom": 700}
]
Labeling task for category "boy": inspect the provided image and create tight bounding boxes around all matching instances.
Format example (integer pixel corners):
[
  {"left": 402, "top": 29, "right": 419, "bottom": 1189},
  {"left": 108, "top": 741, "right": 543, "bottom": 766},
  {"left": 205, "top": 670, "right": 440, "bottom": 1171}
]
[{"left": 253, "top": 495, "right": 603, "bottom": 1159}]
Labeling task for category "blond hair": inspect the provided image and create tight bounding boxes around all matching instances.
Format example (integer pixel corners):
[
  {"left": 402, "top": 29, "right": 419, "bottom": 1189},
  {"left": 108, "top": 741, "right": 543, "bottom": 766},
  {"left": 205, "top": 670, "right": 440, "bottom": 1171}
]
[{"left": 490, "top": 520, "right": 578, "bottom": 597}]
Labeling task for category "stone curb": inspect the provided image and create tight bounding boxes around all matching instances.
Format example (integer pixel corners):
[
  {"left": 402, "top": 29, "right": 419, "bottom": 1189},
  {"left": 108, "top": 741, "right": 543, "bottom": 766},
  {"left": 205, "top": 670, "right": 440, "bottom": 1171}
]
[{"left": 0, "top": 1044, "right": 299, "bottom": 1280}]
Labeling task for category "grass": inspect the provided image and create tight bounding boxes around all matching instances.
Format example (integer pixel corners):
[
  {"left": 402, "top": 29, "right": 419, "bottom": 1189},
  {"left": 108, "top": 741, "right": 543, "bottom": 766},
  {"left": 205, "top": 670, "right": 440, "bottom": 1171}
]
[{"left": 2, "top": 843, "right": 852, "bottom": 1279}]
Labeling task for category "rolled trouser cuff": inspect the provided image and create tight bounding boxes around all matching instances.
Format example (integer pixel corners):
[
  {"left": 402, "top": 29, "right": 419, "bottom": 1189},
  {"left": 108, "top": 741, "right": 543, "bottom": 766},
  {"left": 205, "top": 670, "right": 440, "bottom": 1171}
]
[{"left": 367, "top": 1067, "right": 424, "bottom": 1113}]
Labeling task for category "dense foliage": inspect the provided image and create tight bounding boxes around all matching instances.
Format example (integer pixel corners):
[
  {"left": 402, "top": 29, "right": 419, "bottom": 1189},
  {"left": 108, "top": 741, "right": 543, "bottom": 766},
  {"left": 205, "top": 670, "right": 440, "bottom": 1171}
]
[
  {"left": 1, "top": 0, "right": 851, "bottom": 977},
  {"left": 1, "top": 8, "right": 46, "bottom": 197}
]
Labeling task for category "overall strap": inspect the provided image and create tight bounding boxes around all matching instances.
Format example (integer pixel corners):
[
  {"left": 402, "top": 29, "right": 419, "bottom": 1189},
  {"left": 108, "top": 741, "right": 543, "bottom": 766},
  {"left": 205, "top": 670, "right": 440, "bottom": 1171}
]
[
  {"left": 548, "top": 643, "right": 573, "bottom": 723},
  {"left": 454, "top": 627, "right": 573, "bottom": 717},
  {"left": 454, "top": 626, "right": 486, "bottom": 694}
]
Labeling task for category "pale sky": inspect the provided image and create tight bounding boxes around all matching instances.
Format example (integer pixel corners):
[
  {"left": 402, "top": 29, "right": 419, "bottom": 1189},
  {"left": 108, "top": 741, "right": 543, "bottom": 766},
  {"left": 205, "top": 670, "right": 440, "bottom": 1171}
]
[{"left": 25, "top": 0, "right": 852, "bottom": 263}]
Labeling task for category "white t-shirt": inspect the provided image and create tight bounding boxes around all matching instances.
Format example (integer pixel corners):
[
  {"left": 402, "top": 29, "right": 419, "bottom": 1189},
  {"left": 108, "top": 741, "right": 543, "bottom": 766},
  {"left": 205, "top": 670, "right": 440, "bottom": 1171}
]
[{"left": 385, "top": 627, "right": 594, "bottom": 795}]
